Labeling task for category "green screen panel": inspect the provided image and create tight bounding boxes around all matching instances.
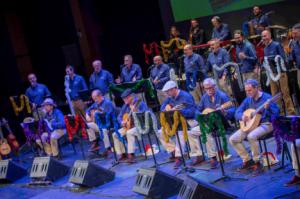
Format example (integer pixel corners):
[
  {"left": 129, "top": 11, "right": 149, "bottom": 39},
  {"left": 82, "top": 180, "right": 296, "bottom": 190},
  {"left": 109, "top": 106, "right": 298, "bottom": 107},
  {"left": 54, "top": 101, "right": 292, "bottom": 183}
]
[{"left": 170, "top": 0, "right": 284, "bottom": 22}]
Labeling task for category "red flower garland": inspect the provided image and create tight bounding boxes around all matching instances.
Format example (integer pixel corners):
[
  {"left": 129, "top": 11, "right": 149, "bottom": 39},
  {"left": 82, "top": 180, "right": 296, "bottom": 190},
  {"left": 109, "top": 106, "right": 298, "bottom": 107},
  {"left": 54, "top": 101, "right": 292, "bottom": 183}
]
[
  {"left": 143, "top": 42, "right": 160, "bottom": 64},
  {"left": 64, "top": 115, "right": 87, "bottom": 141}
]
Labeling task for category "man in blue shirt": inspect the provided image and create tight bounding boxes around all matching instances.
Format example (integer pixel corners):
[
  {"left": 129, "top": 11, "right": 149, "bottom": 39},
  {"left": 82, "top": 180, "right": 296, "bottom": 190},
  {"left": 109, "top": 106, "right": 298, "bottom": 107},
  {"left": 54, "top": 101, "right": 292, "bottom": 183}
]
[
  {"left": 89, "top": 60, "right": 114, "bottom": 98},
  {"left": 25, "top": 73, "right": 52, "bottom": 108},
  {"left": 234, "top": 30, "right": 259, "bottom": 83},
  {"left": 291, "top": 23, "right": 300, "bottom": 90},
  {"left": 262, "top": 30, "right": 295, "bottom": 115},
  {"left": 113, "top": 89, "right": 148, "bottom": 163},
  {"left": 85, "top": 89, "right": 113, "bottom": 155},
  {"left": 211, "top": 16, "right": 231, "bottom": 41},
  {"left": 229, "top": 79, "right": 279, "bottom": 171},
  {"left": 158, "top": 81, "right": 204, "bottom": 168},
  {"left": 116, "top": 55, "right": 142, "bottom": 83},
  {"left": 250, "top": 6, "right": 271, "bottom": 35},
  {"left": 150, "top": 55, "right": 170, "bottom": 104},
  {"left": 207, "top": 40, "right": 232, "bottom": 96},
  {"left": 36, "top": 98, "right": 66, "bottom": 158},
  {"left": 195, "top": 78, "right": 235, "bottom": 168},
  {"left": 65, "top": 65, "right": 88, "bottom": 116}
]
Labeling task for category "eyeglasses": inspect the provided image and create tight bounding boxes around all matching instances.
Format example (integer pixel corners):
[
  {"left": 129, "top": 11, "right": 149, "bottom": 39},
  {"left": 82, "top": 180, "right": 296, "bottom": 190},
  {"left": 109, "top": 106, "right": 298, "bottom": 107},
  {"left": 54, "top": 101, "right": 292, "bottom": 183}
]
[{"left": 204, "top": 86, "right": 215, "bottom": 90}]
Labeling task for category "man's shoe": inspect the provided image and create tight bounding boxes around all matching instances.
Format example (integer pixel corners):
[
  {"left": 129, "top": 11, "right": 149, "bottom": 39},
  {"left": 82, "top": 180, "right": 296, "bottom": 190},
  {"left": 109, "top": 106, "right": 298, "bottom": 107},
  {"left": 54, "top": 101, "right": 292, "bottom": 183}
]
[
  {"left": 210, "top": 157, "right": 218, "bottom": 169},
  {"left": 168, "top": 151, "right": 176, "bottom": 161},
  {"left": 88, "top": 141, "right": 100, "bottom": 152},
  {"left": 285, "top": 176, "right": 300, "bottom": 186},
  {"left": 118, "top": 153, "right": 127, "bottom": 161},
  {"left": 174, "top": 158, "right": 183, "bottom": 169},
  {"left": 190, "top": 155, "right": 204, "bottom": 166},
  {"left": 237, "top": 159, "right": 255, "bottom": 171},
  {"left": 126, "top": 154, "right": 136, "bottom": 164},
  {"left": 102, "top": 148, "right": 112, "bottom": 158}
]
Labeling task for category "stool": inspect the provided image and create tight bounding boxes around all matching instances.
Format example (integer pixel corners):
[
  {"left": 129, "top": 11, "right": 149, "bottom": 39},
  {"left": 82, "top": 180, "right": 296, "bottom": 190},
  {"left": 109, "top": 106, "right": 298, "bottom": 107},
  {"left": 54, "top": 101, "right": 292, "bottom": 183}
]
[{"left": 258, "top": 132, "right": 274, "bottom": 170}]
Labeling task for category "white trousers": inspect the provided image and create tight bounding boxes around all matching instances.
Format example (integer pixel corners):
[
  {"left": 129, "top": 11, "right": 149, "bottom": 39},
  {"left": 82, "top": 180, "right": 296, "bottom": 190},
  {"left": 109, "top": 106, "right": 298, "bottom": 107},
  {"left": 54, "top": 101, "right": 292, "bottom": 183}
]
[
  {"left": 36, "top": 129, "right": 66, "bottom": 156},
  {"left": 86, "top": 122, "right": 111, "bottom": 149},
  {"left": 291, "top": 139, "right": 300, "bottom": 170},
  {"left": 112, "top": 127, "right": 138, "bottom": 155}
]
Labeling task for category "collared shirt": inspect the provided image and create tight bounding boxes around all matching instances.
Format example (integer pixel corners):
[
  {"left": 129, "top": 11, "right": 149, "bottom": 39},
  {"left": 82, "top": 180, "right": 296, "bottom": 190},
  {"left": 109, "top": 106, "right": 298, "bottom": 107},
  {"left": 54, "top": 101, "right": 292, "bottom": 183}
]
[
  {"left": 196, "top": 90, "right": 235, "bottom": 120},
  {"left": 67, "top": 74, "right": 88, "bottom": 100},
  {"left": 160, "top": 90, "right": 196, "bottom": 119},
  {"left": 25, "top": 83, "right": 51, "bottom": 105},
  {"left": 212, "top": 23, "right": 231, "bottom": 41},
  {"left": 150, "top": 63, "right": 170, "bottom": 90},
  {"left": 191, "top": 27, "right": 205, "bottom": 45},
  {"left": 251, "top": 14, "right": 270, "bottom": 35},
  {"left": 236, "top": 41, "right": 257, "bottom": 73},
  {"left": 89, "top": 69, "right": 114, "bottom": 94},
  {"left": 207, "top": 48, "right": 230, "bottom": 78},
  {"left": 86, "top": 98, "right": 115, "bottom": 116},
  {"left": 45, "top": 108, "right": 66, "bottom": 130},
  {"left": 235, "top": 92, "right": 280, "bottom": 123},
  {"left": 117, "top": 98, "right": 148, "bottom": 124},
  {"left": 264, "top": 41, "right": 287, "bottom": 62},
  {"left": 120, "top": 64, "right": 143, "bottom": 83},
  {"left": 184, "top": 53, "right": 206, "bottom": 74},
  {"left": 291, "top": 40, "right": 300, "bottom": 69}
]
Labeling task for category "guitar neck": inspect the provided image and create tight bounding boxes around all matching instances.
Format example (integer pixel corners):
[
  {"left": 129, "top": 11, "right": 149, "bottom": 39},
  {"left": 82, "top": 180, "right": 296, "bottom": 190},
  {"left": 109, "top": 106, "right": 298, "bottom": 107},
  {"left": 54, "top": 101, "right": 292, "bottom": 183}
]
[{"left": 252, "top": 93, "right": 281, "bottom": 116}]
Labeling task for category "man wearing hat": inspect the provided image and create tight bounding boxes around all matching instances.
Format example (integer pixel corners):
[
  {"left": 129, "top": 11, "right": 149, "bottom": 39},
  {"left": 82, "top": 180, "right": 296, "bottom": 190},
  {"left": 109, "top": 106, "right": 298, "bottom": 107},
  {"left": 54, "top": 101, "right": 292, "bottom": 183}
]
[
  {"left": 113, "top": 88, "right": 148, "bottom": 163},
  {"left": 36, "top": 98, "right": 66, "bottom": 158},
  {"left": 229, "top": 79, "right": 279, "bottom": 171},
  {"left": 158, "top": 80, "right": 204, "bottom": 168},
  {"left": 85, "top": 89, "right": 113, "bottom": 156}
]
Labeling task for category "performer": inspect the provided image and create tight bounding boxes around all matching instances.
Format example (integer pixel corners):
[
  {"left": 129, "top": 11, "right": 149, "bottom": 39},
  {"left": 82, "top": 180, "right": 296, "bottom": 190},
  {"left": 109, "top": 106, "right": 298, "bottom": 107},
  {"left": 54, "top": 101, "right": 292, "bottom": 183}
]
[
  {"left": 89, "top": 59, "right": 114, "bottom": 98},
  {"left": 115, "top": 55, "right": 142, "bottom": 83},
  {"left": 229, "top": 79, "right": 279, "bottom": 171},
  {"left": 250, "top": 6, "right": 271, "bottom": 35},
  {"left": 234, "top": 30, "right": 259, "bottom": 82},
  {"left": 158, "top": 80, "right": 204, "bottom": 168},
  {"left": 206, "top": 40, "right": 232, "bottom": 96},
  {"left": 25, "top": 73, "right": 52, "bottom": 119},
  {"left": 183, "top": 44, "right": 205, "bottom": 103},
  {"left": 189, "top": 19, "right": 206, "bottom": 46},
  {"left": 150, "top": 55, "right": 170, "bottom": 104},
  {"left": 194, "top": 78, "right": 235, "bottom": 168},
  {"left": 85, "top": 89, "right": 112, "bottom": 156},
  {"left": 290, "top": 23, "right": 300, "bottom": 89},
  {"left": 262, "top": 30, "right": 296, "bottom": 115},
  {"left": 65, "top": 65, "right": 88, "bottom": 116},
  {"left": 285, "top": 138, "right": 300, "bottom": 186},
  {"left": 169, "top": 26, "right": 181, "bottom": 39},
  {"left": 211, "top": 16, "right": 231, "bottom": 41},
  {"left": 113, "top": 89, "right": 148, "bottom": 163},
  {"left": 36, "top": 98, "right": 66, "bottom": 158}
]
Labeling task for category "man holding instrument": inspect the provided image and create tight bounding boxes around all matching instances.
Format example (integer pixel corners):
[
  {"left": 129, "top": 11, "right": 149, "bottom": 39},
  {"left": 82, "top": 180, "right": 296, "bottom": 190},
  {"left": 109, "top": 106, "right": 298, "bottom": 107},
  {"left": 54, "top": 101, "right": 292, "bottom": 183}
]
[
  {"left": 229, "top": 79, "right": 279, "bottom": 171},
  {"left": 158, "top": 80, "right": 203, "bottom": 168},
  {"left": 85, "top": 89, "right": 113, "bottom": 156},
  {"left": 113, "top": 89, "right": 148, "bottom": 163},
  {"left": 196, "top": 78, "right": 235, "bottom": 168}
]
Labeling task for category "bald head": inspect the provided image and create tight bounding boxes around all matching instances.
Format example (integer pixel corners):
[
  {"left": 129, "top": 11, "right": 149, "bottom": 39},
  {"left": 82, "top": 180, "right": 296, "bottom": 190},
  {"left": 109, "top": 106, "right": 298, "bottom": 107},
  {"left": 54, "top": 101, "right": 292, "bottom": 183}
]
[
  {"left": 153, "top": 55, "right": 163, "bottom": 66},
  {"left": 209, "top": 39, "right": 220, "bottom": 53},
  {"left": 261, "top": 30, "right": 272, "bottom": 45},
  {"left": 92, "top": 60, "right": 102, "bottom": 73},
  {"left": 183, "top": 44, "right": 193, "bottom": 56}
]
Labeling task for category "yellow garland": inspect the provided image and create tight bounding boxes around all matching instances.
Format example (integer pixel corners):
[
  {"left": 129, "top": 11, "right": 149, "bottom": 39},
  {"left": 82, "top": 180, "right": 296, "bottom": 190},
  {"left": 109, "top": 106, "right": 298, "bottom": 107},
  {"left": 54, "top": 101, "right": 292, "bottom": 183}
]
[
  {"left": 160, "top": 38, "right": 187, "bottom": 62},
  {"left": 160, "top": 111, "right": 188, "bottom": 143},
  {"left": 10, "top": 95, "right": 31, "bottom": 116}
]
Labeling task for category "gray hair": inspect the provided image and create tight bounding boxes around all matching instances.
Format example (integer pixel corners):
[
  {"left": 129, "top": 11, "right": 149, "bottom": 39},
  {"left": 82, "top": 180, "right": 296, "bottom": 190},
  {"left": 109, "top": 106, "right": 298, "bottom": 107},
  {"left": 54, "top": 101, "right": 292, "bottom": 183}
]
[
  {"left": 92, "top": 89, "right": 103, "bottom": 97},
  {"left": 203, "top": 78, "right": 216, "bottom": 87},
  {"left": 124, "top": 54, "right": 133, "bottom": 61}
]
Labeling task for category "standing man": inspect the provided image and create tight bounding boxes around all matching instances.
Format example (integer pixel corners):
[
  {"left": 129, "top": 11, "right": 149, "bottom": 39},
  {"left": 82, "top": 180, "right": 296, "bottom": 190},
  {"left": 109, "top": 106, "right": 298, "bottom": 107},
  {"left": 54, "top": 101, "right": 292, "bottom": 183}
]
[
  {"left": 183, "top": 44, "right": 206, "bottom": 103},
  {"left": 150, "top": 55, "right": 170, "bottom": 104},
  {"left": 290, "top": 23, "right": 300, "bottom": 90},
  {"left": 262, "top": 30, "right": 295, "bottom": 115},
  {"left": 229, "top": 79, "right": 279, "bottom": 171},
  {"left": 211, "top": 16, "right": 231, "bottom": 41},
  {"left": 234, "top": 30, "right": 259, "bottom": 82},
  {"left": 65, "top": 65, "right": 88, "bottom": 116},
  {"left": 207, "top": 40, "right": 232, "bottom": 96},
  {"left": 113, "top": 89, "right": 148, "bottom": 163},
  {"left": 116, "top": 55, "right": 142, "bottom": 83},
  {"left": 89, "top": 59, "right": 114, "bottom": 99},
  {"left": 36, "top": 98, "right": 66, "bottom": 158},
  {"left": 189, "top": 19, "right": 206, "bottom": 46},
  {"left": 250, "top": 6, "right": 271, "bottom": 35}
]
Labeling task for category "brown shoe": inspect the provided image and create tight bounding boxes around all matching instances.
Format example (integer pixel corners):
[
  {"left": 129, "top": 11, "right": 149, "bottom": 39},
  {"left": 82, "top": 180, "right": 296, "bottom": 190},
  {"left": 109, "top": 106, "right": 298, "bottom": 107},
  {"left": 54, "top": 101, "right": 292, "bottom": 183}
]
[
  {"left": 174, "top": 158, "right": 183, "bottom": 169},
  {"left": 210, "top": 157, "right": 218, "bottom": 169},
  {"left": 285, "top": 176, "right": 300, "bottom": 186},
  {"left": 168, "top": 151, "right": 176, "bottom": 161},
  {"left": 102, "top": 148, "right": 112, "bottom": 158},
  {"left": 118, "top": 153, "right": 127, "bottom": 161},
  {"left": 237, "top": 159, "right": 255, "bottom": 171},
  {"left": 126, "top": 154, "right": 136, "bottom": 164},
  {"left": 190, "top": 156, "right": 204, "bottom": 166},
  {"left": 88, "top": 141, "right": 100, "bottom": 152}
]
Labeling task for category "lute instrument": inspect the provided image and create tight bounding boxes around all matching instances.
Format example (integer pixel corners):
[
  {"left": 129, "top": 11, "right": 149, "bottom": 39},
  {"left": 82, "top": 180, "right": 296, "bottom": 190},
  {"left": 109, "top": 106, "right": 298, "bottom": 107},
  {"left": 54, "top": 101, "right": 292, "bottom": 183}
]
[
  {"left": 0, "top": 123, "right": 11, "bottom": 156},
  {"left": 122, "top": 99, "right": 142, "bottom": 134},
  {"left": 202, "top": 101, "right": 234, "bottom": 115},
  {"left": 239, "top": 93, "right": 282, "bottom": 133}
]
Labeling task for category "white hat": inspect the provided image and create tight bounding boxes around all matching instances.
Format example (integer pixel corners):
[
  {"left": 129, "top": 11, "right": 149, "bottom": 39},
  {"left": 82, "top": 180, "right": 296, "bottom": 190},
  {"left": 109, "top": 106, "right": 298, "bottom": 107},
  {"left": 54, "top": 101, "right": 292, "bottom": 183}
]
[
  {"left": 41, "top": 98, "right": 57, "bottom": 107},
  {"left": 162, "top": 81, "right": 178, "bottom": 92}
]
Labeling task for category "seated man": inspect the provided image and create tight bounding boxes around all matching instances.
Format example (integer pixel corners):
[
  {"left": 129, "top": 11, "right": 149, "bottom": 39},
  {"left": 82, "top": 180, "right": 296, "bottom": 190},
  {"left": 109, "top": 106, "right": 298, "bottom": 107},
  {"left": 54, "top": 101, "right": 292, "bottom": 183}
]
[
  {"left": 285, "top": 138, "right": 300, "bottom": 186},
  {"left": 158, "top": 80, "right": 203, "bottom": 168},
  {"left": 113, "top": 89, "right": 148, "bottom": 163},
  {"left": 85, "top": 89, "right": 113, "bottom": 156},
  {"left": 195, "top": 78, "right": 235, "bottom": 168},
  {"left": 229, "top": 79, "right": 279, "bottom": 171},
  {"left": 36, "top": 98, "right": 66, "bottom": 158}
]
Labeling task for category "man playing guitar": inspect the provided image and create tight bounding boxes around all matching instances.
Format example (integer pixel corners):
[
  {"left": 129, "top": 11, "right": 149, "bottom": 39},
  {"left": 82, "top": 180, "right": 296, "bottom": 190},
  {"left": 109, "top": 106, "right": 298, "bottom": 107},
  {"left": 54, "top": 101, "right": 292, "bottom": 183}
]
[
  {"left": 113, "top": 89, "right": 148, "bottom": 163},
  {"left": 229, "top": 79, "right": 279, "bottom": 171},
  {"left": 196, "top": 78, "right": 236, "bottom": 168},
  {"left": 85, "top": 89, "right": 113, "bottom": 156}
]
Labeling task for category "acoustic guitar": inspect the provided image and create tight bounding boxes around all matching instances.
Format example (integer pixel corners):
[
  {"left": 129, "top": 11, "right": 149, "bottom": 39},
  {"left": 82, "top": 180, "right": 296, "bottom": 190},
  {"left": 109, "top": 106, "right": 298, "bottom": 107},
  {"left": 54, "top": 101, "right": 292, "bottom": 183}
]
[
  {"left": 2, "top": 118, "right": 19, "bottom": 153},
  {"left": 202, "top": 101, "right": 234, "bottom": 115},
  {"left": 122, "top": 99, "right": 142, "bottom": 134},
  {"left": 0, "top": 124, "right": 11, "bottom": 156},
  {"left": 239, "top": 93, "right": 282, "bottom": 133}
]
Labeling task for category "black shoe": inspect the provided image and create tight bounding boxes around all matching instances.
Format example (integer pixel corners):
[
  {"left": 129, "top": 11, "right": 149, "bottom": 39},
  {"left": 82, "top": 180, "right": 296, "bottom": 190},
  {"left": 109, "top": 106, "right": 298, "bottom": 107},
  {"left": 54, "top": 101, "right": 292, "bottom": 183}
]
[
  {"left": 237, "top": 159, "right": 255, "bottom": 171},
  {"left": 285, "top": 176, "right": 300, "bottom": 186}
]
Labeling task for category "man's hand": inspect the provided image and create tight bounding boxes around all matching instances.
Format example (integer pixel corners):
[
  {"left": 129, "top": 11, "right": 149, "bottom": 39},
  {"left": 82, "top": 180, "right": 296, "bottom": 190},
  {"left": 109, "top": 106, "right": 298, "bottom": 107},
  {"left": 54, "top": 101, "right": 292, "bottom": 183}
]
[
  {"left": 238, "top": 52, "right": 246, "bottom": 60},
  {"left": 242, "top": 115, "right": 250, "bottom": 122},
  {"left": 153, "top": 79, "right": 159, "bottom": 85},
  {"left": 264, "top": 100, "right": 271, "bottom": 110}
]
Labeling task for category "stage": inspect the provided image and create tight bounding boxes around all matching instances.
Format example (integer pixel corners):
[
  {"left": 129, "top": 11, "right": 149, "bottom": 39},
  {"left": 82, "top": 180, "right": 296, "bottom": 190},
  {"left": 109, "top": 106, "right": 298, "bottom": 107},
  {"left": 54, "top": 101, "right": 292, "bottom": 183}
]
[{"left": 1, "top": 135, "right": 300, "bottom": 199}]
